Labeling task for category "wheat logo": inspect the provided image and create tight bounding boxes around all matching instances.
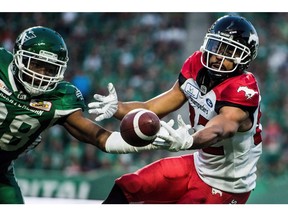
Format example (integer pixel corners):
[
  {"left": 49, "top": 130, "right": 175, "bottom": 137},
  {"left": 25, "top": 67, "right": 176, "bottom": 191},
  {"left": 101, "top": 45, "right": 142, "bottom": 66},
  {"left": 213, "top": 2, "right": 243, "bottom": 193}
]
[
  {"left": 237, "top": 86, "right": 258, "bottom": 99},
  {"left": 19, "top": 30, "right": 36, "bottom": 44}
]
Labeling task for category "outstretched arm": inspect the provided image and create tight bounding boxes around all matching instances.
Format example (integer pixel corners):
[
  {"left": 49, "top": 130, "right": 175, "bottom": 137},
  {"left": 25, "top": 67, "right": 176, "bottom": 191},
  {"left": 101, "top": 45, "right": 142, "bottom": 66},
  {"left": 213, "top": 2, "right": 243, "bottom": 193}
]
[
  {"left": 62, "top": 110, "right": 173, "bottom": 153},
  {"left": 63, "top": 110, "right": 111, "bottom": 151},
  {"left": 191, "top": 106, "right": 251, "bottom": 149},
  {"left": 157, "top": 106, "right": 251, "bottom": 151},
  {"left": 88, "top": 81, "right": 187, "bottom": 121}
]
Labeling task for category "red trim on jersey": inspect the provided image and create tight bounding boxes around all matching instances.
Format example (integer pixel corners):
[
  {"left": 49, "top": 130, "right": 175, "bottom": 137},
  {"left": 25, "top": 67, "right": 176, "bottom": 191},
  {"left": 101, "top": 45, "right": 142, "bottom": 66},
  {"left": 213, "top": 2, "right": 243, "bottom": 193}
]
[
  {"left": 253, "top": 107, "right": 262, "bottom": 145},
  {"left": 198, "top": 115, "right": 209, "bottom": 127},
  {"left": 253, "top": 133, "right": 262, "bottom": 145}
]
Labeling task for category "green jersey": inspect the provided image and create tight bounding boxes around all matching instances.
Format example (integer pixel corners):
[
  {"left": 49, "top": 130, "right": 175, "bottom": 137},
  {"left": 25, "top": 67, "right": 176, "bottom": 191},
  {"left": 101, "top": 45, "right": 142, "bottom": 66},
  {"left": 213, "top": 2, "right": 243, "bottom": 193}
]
[{"left": 0, "top": 48, "right": 86, "bottom": 172}]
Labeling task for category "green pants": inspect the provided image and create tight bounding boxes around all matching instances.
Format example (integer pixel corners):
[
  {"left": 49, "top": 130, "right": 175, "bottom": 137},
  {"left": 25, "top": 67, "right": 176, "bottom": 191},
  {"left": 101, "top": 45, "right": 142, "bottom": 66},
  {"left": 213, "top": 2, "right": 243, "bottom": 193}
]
[{"left": 0, "top": 167, "right": 24, "bottom": 204}]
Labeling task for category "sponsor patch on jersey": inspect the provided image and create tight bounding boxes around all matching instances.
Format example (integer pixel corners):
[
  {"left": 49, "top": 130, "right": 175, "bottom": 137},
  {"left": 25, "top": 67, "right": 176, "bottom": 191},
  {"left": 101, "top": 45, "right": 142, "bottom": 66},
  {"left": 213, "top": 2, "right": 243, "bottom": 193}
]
[
  {"left": 206, "top": 98, "right": 213, "bottom": 108},
  {"left": 184, "top": 82, "right": 199, "bottom": 99},
  {"left": 0, "top": 79, "right": 12, "bottom": 96},
  {"left": 29, "top": 99, "right": 52, "bottom": 111}
]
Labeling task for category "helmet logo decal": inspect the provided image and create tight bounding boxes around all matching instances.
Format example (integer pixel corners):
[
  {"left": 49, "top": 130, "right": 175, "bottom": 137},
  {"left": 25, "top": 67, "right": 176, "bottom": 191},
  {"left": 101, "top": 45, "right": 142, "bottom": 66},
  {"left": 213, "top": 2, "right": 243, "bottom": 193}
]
[
  {"left": 248, "top": 32, "right": 258, "bottom": 45},
  {"left": 226, "top": 21, "right": 236, "bottom": 31},
  {"left": 225, "top": 21, "right": 238, "bottom": 38},
  {"left": 20, "top": 30, "right": 37, "bottom": 44}
]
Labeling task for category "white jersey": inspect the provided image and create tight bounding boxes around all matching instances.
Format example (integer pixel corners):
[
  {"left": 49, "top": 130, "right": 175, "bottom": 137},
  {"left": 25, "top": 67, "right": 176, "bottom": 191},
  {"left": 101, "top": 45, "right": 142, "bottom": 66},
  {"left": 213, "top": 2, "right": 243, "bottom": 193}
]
[{"left": 179, "top": 51, "right": 262, "bottom": 193}]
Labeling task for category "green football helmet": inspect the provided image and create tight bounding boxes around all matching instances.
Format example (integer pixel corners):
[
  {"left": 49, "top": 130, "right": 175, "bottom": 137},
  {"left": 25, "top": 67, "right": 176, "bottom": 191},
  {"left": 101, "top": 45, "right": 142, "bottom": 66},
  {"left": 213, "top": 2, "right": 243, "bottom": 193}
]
[{"left": 13, "top": 26, "right": 69, "bottom": 96}]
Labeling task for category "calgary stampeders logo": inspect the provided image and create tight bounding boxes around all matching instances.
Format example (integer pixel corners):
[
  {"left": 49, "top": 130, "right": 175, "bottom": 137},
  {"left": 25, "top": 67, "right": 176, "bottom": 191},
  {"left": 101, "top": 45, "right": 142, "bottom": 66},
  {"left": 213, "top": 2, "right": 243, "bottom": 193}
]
[{"left": 237, "top": 86, "right": 258, "bottom": 99}]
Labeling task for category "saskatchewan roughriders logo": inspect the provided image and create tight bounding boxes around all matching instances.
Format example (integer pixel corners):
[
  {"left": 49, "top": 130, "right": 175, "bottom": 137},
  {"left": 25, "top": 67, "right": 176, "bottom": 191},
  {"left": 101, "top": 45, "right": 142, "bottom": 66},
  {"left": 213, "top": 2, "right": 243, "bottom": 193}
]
[{"left": 18, "top": 30, "right": 36, "bottom": 45}]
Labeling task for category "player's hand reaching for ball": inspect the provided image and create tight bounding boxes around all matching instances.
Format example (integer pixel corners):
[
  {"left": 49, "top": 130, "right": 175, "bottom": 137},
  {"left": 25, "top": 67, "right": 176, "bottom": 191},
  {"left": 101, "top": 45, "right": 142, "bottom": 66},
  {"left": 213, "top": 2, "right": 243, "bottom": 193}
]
[
  {"left": 152, "top": 119, "right": 174, "bottom": 148},
  {"left": 155, "top": 114, "right": 194, "bottom": 152},
  {"left": 88, "top": 83, "right": 118, "bottom": 121}
]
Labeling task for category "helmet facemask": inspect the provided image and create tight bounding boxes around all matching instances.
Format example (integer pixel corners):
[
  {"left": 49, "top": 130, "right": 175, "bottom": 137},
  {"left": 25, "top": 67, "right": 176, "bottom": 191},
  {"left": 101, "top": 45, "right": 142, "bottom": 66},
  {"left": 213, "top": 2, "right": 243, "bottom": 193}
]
[
  {"left": 200, "top": 33, "right": 252, "bottom": 74},
  {"left": 14, "top": 49, "right": 66, "bottom": 96}
]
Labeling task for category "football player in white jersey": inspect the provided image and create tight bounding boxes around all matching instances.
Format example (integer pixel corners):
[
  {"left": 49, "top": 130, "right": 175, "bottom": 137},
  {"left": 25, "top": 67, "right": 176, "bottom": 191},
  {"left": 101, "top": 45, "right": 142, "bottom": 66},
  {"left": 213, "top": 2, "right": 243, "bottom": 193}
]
[{"left": 88, "top": 14, "right": 263, "bottom": 204}]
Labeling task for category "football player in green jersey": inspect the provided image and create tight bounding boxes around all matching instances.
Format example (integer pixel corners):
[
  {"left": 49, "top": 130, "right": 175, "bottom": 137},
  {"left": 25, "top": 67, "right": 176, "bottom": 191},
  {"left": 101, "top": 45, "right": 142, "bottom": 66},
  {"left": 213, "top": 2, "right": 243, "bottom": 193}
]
[{"left": 0, "top": 26, "right": 176, "bottom": 203}]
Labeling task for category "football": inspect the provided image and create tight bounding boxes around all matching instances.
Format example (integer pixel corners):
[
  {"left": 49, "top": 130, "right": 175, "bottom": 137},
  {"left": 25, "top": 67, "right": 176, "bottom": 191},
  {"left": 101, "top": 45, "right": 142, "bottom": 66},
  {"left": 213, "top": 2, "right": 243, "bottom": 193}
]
[{"left": 120, "top": 109, "right": 161, "bottom": 147}]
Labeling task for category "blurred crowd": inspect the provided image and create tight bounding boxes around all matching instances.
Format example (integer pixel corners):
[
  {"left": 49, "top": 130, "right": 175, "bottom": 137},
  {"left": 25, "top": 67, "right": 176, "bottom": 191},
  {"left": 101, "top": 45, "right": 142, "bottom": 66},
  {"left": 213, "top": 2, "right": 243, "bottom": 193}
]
[{"left": 0, "top": 12, "right": 287, "bottom": 177}]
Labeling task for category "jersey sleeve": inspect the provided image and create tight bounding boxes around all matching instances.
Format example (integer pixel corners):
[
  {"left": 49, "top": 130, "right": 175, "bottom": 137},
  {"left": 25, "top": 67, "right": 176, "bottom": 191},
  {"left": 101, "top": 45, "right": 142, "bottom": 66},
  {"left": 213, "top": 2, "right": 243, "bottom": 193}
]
[
  {"left": 215, "top": 73, "right": 260, "bottom": 107},
  {"left": 50, "top": 81, "right": 86, "bottom": 112}
]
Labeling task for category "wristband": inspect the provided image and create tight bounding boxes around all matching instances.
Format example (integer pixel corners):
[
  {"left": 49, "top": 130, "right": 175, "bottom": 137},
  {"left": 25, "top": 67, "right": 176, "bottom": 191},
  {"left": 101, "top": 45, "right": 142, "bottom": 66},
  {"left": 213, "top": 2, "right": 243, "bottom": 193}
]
[{"left": 105, "top": 132, "right": 161, "bottom": 153}]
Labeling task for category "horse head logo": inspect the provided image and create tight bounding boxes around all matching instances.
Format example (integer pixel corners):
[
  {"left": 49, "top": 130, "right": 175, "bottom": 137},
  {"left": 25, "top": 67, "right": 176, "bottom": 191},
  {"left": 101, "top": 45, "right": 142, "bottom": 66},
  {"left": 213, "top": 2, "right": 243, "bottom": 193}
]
[{"left": 237, "top": 86, "right": 258, "bottom": 99}]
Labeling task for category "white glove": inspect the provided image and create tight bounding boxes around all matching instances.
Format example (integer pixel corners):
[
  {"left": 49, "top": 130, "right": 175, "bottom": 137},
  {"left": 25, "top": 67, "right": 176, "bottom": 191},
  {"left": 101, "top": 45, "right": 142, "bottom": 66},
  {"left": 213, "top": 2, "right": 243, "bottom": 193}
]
[
  {"left": 88, "top": 83, "right": 118, "bottom": 121},
  {"left": 157, "top": 114, "right": 193, "bottom": 152},
  {"left": 152, "top": 119, "right": 175, "bottom": 148}
]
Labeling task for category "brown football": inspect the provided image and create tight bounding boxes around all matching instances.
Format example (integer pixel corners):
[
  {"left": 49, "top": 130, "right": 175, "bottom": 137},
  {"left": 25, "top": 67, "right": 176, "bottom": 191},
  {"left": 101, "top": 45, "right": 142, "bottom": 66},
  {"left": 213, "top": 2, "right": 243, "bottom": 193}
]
[{"left": 120, "top": 109, "right": 160, "bottom": 147}]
